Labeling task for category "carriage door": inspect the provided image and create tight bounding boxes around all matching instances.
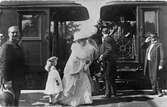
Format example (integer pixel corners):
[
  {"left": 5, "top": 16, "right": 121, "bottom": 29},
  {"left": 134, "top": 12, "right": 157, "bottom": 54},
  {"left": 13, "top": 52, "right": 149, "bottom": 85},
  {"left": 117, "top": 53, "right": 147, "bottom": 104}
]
[
  {"left": 18, "top": 9, "right": 50, "bottom": 89},
  {"left": 138, "top": 6, "right": 160, "bottom": 88},
  {"left": 138, "top": 6, "right": 159, "bottom": 65}
]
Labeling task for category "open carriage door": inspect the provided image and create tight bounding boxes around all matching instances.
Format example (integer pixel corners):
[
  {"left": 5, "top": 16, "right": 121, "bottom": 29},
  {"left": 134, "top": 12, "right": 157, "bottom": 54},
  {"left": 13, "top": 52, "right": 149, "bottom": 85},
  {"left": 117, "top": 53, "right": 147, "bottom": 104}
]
[
  {"left": 100, "top": 1, "right": 167, "bottom": 89},
  {"left": 100, "top": 2, "right": 146, "bottom": 89},
  {"left": 137, "top": 2, "right": 167, "bottom": 88},
  {"left": 18, "top": 9, "right": 50, "bottom": 89},
  {"left": 138, "top": 4, "right": 160, "bottom": 65}
]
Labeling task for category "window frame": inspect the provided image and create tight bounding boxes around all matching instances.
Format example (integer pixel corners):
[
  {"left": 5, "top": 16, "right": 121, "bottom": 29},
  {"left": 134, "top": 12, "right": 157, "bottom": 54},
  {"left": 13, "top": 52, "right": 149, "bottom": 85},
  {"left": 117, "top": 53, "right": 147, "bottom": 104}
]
[{"left": 18, "top": 11, "right": 44, "bottom": 40}]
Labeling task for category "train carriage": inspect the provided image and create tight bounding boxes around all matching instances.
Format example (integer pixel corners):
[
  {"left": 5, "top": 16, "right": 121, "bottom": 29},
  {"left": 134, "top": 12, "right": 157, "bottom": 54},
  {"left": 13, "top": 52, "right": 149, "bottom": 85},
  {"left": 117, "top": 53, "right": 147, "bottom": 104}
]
[
  {"left": 100, "top": 0, "right": 167, "bottom": 89},
  {"left": 1, "top": 0, "right": 167, "bottom": 90},
  {"left": 0, "top": 0, "right": 89, "bottom": 89}
]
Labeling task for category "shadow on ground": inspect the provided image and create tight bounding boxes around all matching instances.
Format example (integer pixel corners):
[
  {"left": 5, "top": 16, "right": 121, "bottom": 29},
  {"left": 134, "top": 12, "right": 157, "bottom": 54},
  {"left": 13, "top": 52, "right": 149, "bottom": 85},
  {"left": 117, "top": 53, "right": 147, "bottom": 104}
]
[
  {"left": 91, "top": 96, "right": 153, "bottom": 106},
  {"left": 20, "top": 92, "right": 49, "bottom": 106},
  {"left": 83, "top": 90, "right": 156, "bottom": 106},
  {"left": 19, "top": 90, "right": 164, "bottom": 107}
]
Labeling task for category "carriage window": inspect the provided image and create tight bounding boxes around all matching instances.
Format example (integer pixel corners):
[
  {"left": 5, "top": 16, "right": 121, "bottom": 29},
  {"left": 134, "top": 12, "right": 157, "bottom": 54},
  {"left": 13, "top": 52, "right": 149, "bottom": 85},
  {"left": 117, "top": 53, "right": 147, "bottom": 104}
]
[
  {"left": 144, "top": 11, "right": 158, "bottom": 35},
  {"left": 21, "top": 14, "right": 41, "bottom": 39}
]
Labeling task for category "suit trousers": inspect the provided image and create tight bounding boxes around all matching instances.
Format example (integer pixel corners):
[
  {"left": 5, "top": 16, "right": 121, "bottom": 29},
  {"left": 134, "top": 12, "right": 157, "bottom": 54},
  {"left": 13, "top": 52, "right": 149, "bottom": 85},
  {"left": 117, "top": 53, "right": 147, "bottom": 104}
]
[
  {"left": 146, "top": 61, "right": 162, "bottom": 93},
  {"left": 104, "top": 61, "right": 117, "bottom": 96}
]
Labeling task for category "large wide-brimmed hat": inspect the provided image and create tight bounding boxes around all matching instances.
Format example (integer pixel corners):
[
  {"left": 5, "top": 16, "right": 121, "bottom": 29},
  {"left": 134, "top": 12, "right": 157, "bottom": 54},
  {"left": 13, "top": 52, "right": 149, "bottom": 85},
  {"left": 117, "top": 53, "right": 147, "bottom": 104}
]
[{"left": 73, "top": 26, "right": 97, "bottom": 41}]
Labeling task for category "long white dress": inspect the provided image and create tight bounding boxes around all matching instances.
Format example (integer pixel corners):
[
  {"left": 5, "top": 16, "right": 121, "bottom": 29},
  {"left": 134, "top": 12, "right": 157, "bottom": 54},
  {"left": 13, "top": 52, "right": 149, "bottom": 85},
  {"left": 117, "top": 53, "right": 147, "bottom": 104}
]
[{"left": 56, "top": 40, "right": 97, "bottom": 106}]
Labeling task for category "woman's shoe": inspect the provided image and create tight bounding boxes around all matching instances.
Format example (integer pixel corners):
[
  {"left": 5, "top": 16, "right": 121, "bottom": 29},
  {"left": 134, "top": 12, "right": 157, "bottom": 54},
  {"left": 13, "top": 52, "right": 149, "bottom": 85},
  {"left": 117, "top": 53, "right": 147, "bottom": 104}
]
[{"left": 158, "top": 93, "right": 164, "bottom": 97}]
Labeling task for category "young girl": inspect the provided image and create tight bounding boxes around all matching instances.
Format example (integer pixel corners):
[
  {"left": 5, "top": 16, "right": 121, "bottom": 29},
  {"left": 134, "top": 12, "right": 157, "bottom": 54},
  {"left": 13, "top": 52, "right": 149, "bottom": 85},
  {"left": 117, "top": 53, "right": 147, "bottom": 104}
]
[{"left": 44, "top": 56, "right": 63, "bottom": 104}]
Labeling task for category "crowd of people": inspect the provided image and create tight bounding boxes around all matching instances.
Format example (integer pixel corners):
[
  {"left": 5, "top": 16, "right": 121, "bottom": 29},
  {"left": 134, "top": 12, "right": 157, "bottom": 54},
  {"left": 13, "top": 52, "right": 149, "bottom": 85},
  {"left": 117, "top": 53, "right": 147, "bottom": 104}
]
[
  {"left": 42, "top": 20, "right": 165, "bottom": 107},
  {"left": 0, "top": 19, "right": 165, "bottom": 106}
]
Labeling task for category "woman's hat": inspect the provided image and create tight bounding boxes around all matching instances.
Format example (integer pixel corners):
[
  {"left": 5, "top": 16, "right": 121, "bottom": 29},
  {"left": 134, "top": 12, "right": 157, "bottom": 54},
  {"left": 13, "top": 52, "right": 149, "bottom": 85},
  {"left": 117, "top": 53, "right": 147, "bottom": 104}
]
[{"left": 73, "top": 26, "right": 97, "bottom": 41}]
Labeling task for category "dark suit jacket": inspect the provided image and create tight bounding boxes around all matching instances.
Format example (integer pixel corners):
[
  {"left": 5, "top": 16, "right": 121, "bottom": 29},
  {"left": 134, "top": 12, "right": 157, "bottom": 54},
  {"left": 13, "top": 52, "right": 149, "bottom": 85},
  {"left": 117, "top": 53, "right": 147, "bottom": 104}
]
[
  {"left": 0, "top": 41, "right": 27, "bottom": 89},
  {"left": 142, "top": 41, "right": 164, "bottom": 77},
  {"left": 100, "top": 35, "right": 118, "bottom": 62}
]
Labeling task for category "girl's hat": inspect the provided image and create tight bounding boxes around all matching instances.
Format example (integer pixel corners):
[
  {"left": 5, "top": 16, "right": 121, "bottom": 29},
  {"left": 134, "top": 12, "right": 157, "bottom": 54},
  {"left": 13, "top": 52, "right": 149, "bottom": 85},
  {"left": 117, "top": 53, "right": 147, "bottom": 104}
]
[{"left": 48, "top": 56, "right": 58, "bottom": 62}]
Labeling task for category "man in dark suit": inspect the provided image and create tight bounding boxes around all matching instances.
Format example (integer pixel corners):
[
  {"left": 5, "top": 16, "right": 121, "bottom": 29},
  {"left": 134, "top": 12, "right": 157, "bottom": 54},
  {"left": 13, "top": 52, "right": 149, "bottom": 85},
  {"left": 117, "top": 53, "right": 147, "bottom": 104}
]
[
  {"left": 0, "top": 26, "right": 27, "bottom": 106},
  {"left": 142, "top": 33, "right": 164, "bottom": 97},
  {"left": 99, "top": 22, "right": 118, "bottom": 98}
]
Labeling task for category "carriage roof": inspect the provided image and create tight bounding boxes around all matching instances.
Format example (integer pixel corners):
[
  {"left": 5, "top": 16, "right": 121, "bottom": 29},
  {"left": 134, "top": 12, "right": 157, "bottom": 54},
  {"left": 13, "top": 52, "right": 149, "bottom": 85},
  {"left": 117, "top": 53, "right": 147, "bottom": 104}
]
[
  {"left": 100, "top": 0, "right": 167, "bottom": 21},
  {"left": 0, "top": 0, "right": 89, "bottom": 21}
]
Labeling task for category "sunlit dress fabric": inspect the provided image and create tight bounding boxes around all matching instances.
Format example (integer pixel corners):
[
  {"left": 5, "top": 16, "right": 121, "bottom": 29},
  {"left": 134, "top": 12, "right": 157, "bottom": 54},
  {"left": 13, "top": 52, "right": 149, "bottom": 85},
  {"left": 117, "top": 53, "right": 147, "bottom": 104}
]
[{"left": 57, "top": 41, "right": 97, "bottom": 106}]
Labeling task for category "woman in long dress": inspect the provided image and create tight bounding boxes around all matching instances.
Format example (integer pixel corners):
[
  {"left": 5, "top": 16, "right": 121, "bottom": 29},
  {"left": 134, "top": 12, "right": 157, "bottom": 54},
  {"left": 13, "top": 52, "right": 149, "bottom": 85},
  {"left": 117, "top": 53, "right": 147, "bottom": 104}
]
[{"left": 56, "top": 28, "right": 98, "bottom": 106}]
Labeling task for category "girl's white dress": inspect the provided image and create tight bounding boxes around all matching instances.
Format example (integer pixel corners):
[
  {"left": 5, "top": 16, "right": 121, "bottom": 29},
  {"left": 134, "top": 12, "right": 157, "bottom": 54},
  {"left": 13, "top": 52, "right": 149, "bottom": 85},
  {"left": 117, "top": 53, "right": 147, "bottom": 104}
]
[
  {"left": 45, "top": 66, "right": 63, "bottom": 95},
  {"left": 56, "top": 40, "right": 98, "bottom": 106}
]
